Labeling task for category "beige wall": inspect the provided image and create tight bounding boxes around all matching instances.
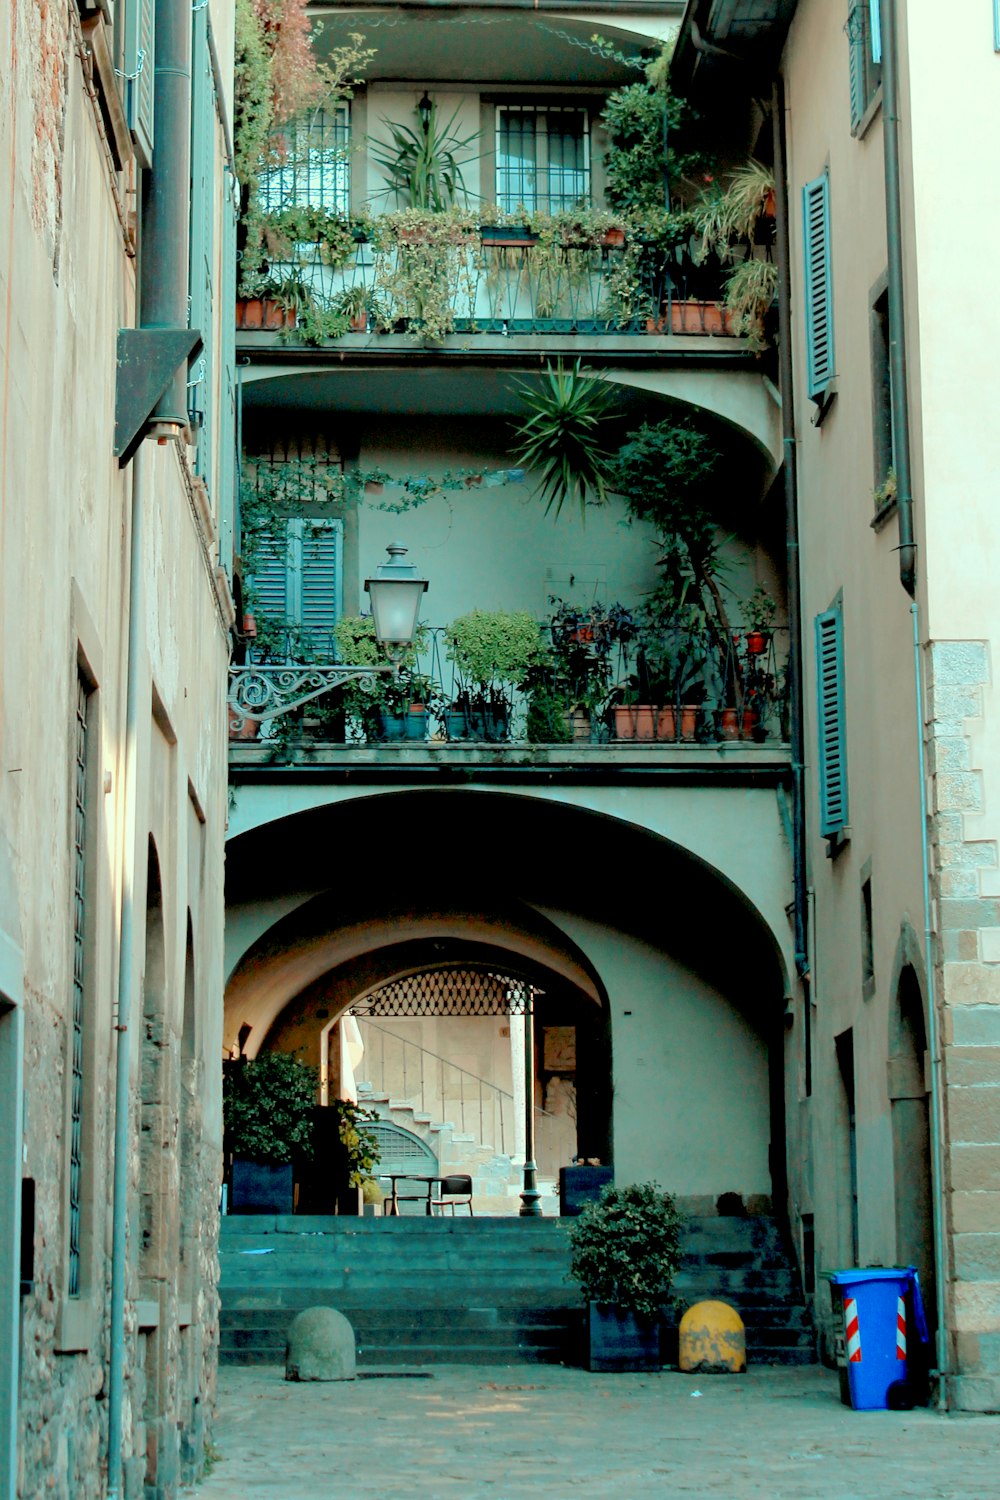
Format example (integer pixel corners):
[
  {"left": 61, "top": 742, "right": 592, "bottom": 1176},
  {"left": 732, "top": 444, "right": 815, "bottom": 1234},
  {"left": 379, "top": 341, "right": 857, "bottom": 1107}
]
[{"left": 0, "top": 0, "right": 232, "bottom": 1489}]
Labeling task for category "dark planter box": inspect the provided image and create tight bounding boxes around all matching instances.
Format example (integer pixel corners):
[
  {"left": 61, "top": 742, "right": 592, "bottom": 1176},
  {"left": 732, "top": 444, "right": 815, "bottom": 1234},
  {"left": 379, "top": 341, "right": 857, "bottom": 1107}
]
[
  {"left": 559, "top": 1164, "right": 613, "bottom": 1216},
  {"left": 588, "top": 1303, "right": 662, "bottom": 1372},
  {"left": 230, "top": 1160, "right": 293, "bottom": 1215}
]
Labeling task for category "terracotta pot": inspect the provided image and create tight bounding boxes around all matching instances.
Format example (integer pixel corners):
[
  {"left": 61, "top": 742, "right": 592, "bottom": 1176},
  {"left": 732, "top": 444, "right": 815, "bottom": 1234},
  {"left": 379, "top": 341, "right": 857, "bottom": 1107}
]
[
  {"left": 763, "top": 186, "right": 777, "bottom": 219},
  {"left": 670, "top": 300, "right": 734, "bottom": 336},
  {"left": 241, "top": 612, "right": 257, "bottom": 639},
  {"left": 228, "top": 707, "right": 260, "bottom": 742},
  {"left": 602, "top": 228, "right": 626, "bottom": 247},
  {"left": 350, "top": 310, "right": 368, "bottom": 332},
  {"left": 235, "top": 298, "right": 296, "bottom": 331},
  {"left": 679, "top": 706, "right": 699, "bottom": 741},
  {"left": 746, "top": 630, "right": 769, "bottom": 657},
  {"left": 614, "top": 706, "right": 675, "bottom": 742},
  {"left": 719, "top": 707, "right": 756, "bottom": 740}
]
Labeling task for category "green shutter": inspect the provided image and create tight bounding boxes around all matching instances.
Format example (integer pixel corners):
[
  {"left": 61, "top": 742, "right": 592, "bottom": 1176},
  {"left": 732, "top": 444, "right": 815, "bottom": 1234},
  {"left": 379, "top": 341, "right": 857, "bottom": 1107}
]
[
  {"left": 803, "top": 171, "right": 835, "bottom": 401},
  {"left": 847, "top": 1, "right": 864, "bottom": 129},
  {"left": 250, "top": 519, "right": 343, "bottom": 640},
  {"left": 217, "top": 168, "right": 238, "bottom": 572},
  {"left": 815, "top": 607, "right": 848, "bottom": 838},
  {"left": 869, "top": 0, "right": 882, "bottom": 65},
  {"left": 124, "top": 0, "right": 155, "bottom": 167},
  {"left": 189, "top": 9, "right": 214, "bottom": 480}
]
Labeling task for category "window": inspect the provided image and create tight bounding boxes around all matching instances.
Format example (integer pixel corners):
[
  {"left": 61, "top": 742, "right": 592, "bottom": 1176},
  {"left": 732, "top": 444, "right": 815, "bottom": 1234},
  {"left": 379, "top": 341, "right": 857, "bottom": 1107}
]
[
  {"left": 251, "top": 517, "right": 344, "bottom": 642},
  {"left": 815, "top": 601, "right": 849, "bottom": 844},
  {"left": 496, "top": 106, "right": 589, "bottom": 214},
  {"left": 259, "top": 106, "right": 351, "bottom": 216},
  {"left": 861, "top": 871, "right": 875, "bottom": 998},
  {"left": 847, "top": 0, "right": 882, "bottom": 133},
  {"left": 68, "top": 673, "right": 92, "bottom": 1297},
  {"left": 870, "top": 286, "right": 893, "bottom": 504},
  {"left": 802, "top": 171, "right": 835, "bottom": 407}
]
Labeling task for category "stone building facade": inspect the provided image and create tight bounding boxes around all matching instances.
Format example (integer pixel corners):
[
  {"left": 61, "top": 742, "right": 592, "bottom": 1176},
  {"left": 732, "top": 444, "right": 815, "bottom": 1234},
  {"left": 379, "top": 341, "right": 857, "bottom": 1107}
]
[{"left": 0, "top": 0, "right": 236, "bottom": 1492}]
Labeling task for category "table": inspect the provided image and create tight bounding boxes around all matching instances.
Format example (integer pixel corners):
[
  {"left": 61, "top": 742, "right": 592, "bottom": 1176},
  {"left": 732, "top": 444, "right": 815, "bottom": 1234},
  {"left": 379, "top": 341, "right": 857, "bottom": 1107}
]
[{"left": 378, "top": 1172, "right": 443, "bottom": 1216}]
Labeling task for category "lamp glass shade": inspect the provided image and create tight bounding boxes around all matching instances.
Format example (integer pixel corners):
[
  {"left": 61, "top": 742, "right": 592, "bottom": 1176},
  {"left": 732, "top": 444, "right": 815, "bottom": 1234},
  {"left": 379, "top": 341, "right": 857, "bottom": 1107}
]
[{"left": 366, "top": 576, "right": 427, "bottom": 646}]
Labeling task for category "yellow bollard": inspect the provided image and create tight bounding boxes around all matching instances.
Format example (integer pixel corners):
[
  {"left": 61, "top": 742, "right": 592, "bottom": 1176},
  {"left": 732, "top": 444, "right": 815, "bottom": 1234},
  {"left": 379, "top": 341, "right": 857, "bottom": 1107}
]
[{"left": 678, "top": 1300, "right": 746, "bottom": 1374}]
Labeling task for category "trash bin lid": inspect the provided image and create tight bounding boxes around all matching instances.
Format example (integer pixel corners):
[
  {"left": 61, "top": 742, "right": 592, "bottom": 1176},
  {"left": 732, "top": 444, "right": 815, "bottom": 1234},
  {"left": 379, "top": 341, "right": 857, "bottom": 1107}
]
[{"left": 824, "top": 1267, "right": 913, "bottom": 1285}]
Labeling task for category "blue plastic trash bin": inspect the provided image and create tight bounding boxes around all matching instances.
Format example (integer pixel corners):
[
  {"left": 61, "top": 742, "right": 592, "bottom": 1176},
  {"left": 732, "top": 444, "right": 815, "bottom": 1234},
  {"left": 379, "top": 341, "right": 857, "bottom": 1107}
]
[{"left": 826, "top": 1267, "right": 929, "bottom": 1411}]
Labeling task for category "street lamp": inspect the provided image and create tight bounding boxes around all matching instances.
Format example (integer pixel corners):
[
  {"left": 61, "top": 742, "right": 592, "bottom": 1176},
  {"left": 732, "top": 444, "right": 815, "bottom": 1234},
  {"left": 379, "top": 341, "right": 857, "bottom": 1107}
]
[
  {"left": 228, "top": 543, "right": 429, "bottom": 725},
  {"left": 365, "top": 543, "right": 429, "bottom": 653},
  {"left": 417, "top": 91, "right": 433, "bottom": 135}
]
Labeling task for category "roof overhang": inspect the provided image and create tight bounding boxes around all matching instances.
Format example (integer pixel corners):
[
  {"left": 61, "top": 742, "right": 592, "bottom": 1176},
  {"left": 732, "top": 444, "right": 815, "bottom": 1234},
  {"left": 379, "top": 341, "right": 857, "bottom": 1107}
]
[{"left": 671, "top": 0, "right": 798, "bottom": 99}]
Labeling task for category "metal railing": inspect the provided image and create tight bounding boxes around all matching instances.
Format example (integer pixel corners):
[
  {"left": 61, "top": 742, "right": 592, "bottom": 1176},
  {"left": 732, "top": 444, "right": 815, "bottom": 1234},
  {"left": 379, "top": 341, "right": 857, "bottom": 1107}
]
[
  {"left": 231, "top": 619, "right": 790, "bottom": 749},
  {"left": 242, "top": 227, "right": 738, "bottom": 340},
  {"left": 357, "top": 1020, "right": 557, "bottom": 1161}
]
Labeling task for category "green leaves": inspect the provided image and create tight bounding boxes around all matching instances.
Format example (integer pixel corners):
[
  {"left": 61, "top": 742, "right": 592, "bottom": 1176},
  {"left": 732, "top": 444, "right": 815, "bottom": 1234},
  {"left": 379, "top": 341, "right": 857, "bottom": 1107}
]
[
  {"left": 510, "top": 360, "right": 616, "bottom": 522},
  {"left": 369, "top": 100, "right": 479, "bottom": 212},
  {"left": 223, "top": 1051, "right": 319, "bottom": 1164},
  {"left": 568, "top": 1182, "right": 683, "bottom": 1319}
]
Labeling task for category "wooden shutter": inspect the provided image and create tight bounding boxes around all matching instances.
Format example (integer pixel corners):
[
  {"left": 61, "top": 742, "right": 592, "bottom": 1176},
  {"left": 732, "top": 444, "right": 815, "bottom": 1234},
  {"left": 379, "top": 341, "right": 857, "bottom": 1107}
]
[
  {"left": 803, "top": 172, "right": 835, "bottom": 401},
  {"left": 815, "top": 607, "right": 848, "bottom": 838},
  {"left": 250, "top": 528, "right": 292, "bottom": 622},
  {"left": 847, "top": 1, "right": 864, "bottom": 130},
  {"left": 298, "top": 521, "right": 342, "bottom": 637},
  {"left": 124, "top": 0, "right": 155, "bottom": 167},
  {"left": 189, "top": 9, "right": 215, "bottom": 480}
]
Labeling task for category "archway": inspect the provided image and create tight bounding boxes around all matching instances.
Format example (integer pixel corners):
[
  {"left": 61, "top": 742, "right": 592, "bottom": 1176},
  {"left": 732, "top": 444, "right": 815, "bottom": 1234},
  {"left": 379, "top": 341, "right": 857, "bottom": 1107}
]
[
  {"left": 890, "top": 963, "right": 936, "bottom": 1340},
  {"left": 225, "top": 789, "right": 788, "bottom": 1215}
]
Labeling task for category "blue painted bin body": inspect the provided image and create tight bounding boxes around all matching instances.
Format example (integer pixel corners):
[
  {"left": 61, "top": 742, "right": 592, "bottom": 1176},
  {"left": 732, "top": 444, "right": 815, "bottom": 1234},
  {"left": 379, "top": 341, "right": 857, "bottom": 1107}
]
[{"left": 827, "top": 1268, "right": 916, "bottom": 1411}]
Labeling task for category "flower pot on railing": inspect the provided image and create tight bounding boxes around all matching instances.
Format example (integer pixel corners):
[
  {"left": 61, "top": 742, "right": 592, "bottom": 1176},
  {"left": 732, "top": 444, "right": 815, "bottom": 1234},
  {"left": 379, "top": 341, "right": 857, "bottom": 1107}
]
[
  {"left": 480, "top": 225, "right": 539, "bottom": 247},
  {"left": 646, "top": 302, "right": 734, "bottom": 336},
  {"left": 746, "top": 629, "right": 770, "bottom": 657},
  {"left": 719, "top": 707, "right": 757, "bottom": 740},
  {"left": 614, "top": 706, "right": 675, "bottom": 742},
  {"left": 236, "top": 298, "right": 296, "bottom": 331},
  {"left": 565, "top": 708, "right": 593, "bottom": 743},
  {"left": 601, "top": 227, "right": 626, "bottom": 248}
]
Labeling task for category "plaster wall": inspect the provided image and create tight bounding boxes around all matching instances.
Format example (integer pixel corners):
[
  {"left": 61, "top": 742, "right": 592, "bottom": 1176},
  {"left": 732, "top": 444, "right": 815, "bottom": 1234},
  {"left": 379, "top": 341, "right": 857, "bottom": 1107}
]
[
  {"left": 781, "top": 0, "right": 926, "bottom": 1340},
  {"left": 0, "top": 3, "right": 230, "bottom": 1491}
]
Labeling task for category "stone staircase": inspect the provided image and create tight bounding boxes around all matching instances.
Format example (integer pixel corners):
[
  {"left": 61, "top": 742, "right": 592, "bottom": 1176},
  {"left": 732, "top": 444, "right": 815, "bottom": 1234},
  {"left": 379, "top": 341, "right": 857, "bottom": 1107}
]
[
  {"left": 218, "top": 1212, "right": 814, "bottom": 1368},
  {"left": 357, "top": 1085, "right": 559, "bottom": 1215}
]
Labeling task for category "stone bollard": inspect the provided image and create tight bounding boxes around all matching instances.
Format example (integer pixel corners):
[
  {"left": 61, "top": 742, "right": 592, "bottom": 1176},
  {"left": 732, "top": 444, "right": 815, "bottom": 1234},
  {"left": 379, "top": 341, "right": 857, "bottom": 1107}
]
[
  {"left": 678, "top": 1300, "right": 746, "bottom": 1374},
  {"left": 285, "top": 1306, "right": 357, "bottom": 1382}
]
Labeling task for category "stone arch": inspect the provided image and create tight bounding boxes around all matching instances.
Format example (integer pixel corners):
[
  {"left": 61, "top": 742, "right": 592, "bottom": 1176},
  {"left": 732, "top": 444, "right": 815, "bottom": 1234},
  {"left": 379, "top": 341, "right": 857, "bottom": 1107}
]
[{"left": 887, "top": 934, "right": 936, "bottom": 1343}]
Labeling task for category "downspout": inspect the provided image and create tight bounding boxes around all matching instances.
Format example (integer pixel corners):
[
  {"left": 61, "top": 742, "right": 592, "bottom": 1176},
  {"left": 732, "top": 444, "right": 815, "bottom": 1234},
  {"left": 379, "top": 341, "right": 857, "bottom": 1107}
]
[
  {"left": 107, "top": 1, "right": 192, "bottom": 1492},
  {"left": 879, "top": 0, "right": 949, "bottom": 1395},
  {"left": 771, "top": 80, "right": 809, "bottom": 996}
]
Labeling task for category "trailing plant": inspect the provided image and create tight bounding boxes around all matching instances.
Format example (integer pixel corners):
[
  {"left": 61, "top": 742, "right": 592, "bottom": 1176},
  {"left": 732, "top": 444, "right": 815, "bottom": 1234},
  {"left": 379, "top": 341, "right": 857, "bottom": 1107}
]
[
  {"left": 697, "top": 160, "right": 776, "bottom": 260},
  {"left": 369, "top": 98, "right": 479, "bottom": 211},
  {"left": 223, "top": 1050, "right": 318, "bottom": 1163},
  {"left": 568, "top": 1181, "right": 683, "bottom": 1318},
  {"left": 722, "top": 257, "right": 778, "bottom": 351},
  {"left": 368, "top": 207, "right": 481, "bottom": 342},
  {"left": 510, "top": 361, "right": 616, "bottom": 521}
]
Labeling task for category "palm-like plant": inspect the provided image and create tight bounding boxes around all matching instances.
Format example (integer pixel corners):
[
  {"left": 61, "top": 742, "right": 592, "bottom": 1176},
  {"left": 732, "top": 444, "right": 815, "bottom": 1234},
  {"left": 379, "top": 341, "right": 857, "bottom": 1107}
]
[
  {"left": 510, "top": 360, "right": 615, "bottom": 521},
  {"left": 369, "top": 100, "right": 478, "bottom": 211}
]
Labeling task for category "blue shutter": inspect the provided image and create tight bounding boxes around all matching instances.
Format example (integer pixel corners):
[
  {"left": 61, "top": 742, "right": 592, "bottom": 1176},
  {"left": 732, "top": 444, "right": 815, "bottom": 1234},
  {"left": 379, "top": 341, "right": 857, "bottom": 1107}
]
[
  {"left": 847, "top": 2, "right": 864, "bottom": 130},
  {"left": 815, "top": 607, "right": 848, "bottom": 838},
  {"left": 803, "top": 172, "right": 835, "bottom": 400},
  {"left": 298, "top": 521, "right": 343, "bottom": 639},
  {"left": 869, "top": 0, "right": 882, "bottom": 65},
  {"left": 189, "top": 10, "right": 214, "bottom": 481},
  {"left": 124, "top": 0, "right": 155, "bottom": 167}
]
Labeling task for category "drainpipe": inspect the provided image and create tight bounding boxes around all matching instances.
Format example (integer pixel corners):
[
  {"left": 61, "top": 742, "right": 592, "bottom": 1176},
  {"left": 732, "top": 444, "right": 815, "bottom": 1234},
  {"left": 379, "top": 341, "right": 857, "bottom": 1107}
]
[
  {"left": 771, "top": 81, "right": 809, "bottom": 996},
  {"left": 878, "top": 0, "right": 915, "bottom": 597},
  {"left": 107, "top": 1, "right": 192, "bottom": 1492},
  {"left": 879, "top": 0, "right": 949, "bottom": 1395}
]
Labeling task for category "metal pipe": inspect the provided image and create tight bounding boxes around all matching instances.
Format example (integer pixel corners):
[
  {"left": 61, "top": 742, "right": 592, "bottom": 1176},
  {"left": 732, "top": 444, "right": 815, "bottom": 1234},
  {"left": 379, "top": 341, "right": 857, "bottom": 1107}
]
[
  {"left": 139, "top": 0, "right": 193, "bottom": 425},
  {"left": 106, "top": 441, "right": 147, "bottom": 1500},
  {"left": 519, "top": 991, "right": 542, "bottom": 1216},
  {"left": 771, "top": 80, "right": 810, "bottom": 994},
  {"left": 911, "top": 602, "right": 951, "bottom": 1400},
  {"left": 878, "top": 0, "right": 916, "bottom": 596}
]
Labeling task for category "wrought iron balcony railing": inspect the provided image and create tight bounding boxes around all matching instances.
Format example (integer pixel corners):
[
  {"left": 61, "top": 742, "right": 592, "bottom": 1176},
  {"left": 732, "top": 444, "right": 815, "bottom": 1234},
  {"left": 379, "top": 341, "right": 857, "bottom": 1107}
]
[
  {"left": 236, "top": 227, "right": 741, "bottom": 342},
  {"left": 229, "top": 620, "right": 789, "bottom": 753}
]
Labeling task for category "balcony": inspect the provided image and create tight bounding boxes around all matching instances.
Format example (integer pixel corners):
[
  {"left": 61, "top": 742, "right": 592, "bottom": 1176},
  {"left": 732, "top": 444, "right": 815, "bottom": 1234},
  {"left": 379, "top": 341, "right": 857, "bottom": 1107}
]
[
  {"left": 229, "top": 614, "right": 790, "bottom": 777},
  {"left": 235, "top": 218, "right": 746, "bottom": 351}
]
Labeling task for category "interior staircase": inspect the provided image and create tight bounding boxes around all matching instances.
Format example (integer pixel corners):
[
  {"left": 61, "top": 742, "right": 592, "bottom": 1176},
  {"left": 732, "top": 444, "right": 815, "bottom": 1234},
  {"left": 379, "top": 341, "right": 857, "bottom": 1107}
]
[{"left": 219, "top": 1212, "right": 814, "bottom": 1368}]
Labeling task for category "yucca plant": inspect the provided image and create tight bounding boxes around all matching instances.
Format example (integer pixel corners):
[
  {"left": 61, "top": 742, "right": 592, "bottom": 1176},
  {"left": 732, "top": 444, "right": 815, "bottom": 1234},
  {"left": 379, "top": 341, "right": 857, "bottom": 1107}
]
[
  {"left": 510, "top": 360, "right": 615, "bottom": 521},
  {"left": 369, "top": 99, "right": 479, "bottom": 211}
]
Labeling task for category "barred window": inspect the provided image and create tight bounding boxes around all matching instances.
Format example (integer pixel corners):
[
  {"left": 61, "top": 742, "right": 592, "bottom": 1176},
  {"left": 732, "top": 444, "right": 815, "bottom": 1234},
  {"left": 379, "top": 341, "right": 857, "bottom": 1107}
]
[
  {"left": 259, "top": 105, "right": 351, "bottom": 215},
  {"left": 496, "top": 106, "right": 589, "bottom": 214}
]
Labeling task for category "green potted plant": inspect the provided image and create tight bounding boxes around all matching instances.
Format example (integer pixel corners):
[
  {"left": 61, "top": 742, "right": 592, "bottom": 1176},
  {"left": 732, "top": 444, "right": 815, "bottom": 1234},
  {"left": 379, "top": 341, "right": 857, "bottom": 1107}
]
[
  {"left": 444, "top": 609, "right": 543, "bottom": 741},
  {"left": 568, "top": 1181, "right": 684, "bottom": 1371},
  {"left": 223, "top": 1050, "right": 318, "bottom": 1214},
  {"left": 510, "top": 360, "right": 615, "bottom": 521},
  {"left": 744, "top": 583, "right": 778, "bottom": 657}
]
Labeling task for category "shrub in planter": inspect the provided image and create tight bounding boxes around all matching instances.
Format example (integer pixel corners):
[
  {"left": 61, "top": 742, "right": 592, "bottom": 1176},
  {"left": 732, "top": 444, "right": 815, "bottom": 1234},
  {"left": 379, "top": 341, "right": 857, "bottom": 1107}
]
[
  {"left": 568, "top": 1181, "right": 683, "bottom": 1371},
  {"left": 224, "top": 1051, "right": 318, "bottom": 1213}
]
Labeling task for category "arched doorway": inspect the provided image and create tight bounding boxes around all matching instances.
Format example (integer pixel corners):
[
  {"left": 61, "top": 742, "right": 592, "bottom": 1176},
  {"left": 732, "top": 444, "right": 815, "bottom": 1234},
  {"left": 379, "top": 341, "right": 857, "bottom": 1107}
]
[{"left": 889, "top": 964, "right": 936, "bottom": 1339}]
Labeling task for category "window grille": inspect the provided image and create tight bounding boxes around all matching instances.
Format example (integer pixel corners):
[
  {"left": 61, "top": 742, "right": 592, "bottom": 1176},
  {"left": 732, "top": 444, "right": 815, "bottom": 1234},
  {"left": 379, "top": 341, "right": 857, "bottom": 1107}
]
[
  {"left": 496, "top": 106, "right": 589, "bottom": 214},
  {"left": 258, "top": 106, "right": 351, "bottom": 216},
  {"left": 68, "top": 675, "right": 90, "bottom": 1297}
]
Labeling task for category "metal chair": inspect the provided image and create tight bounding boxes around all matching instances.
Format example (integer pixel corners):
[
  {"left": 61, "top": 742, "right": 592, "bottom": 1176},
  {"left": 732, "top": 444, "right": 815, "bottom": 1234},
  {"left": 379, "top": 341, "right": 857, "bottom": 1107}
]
[{"left": 430, "top": 1173, "right": 474, "bottom": 1216}]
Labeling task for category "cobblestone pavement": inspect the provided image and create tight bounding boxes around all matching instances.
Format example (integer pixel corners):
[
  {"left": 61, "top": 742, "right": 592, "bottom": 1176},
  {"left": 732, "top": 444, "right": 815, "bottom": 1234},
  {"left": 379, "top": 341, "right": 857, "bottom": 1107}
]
[{"left": 189, "top": 1364, "right": 1000, "bottom": 1499}]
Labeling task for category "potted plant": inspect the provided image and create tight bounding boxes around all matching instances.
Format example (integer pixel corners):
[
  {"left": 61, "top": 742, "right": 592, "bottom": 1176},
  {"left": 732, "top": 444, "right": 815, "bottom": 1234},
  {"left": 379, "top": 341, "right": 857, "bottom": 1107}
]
[
  {"left": 444, "top": 609, "right": 543, "bottom": 741},
  {"left": 744, "top": 583, "right": 778, "bottom": 657},
  {"left": 510, "top": 360, "right": 616, "bottom": 521},
  {"left": 223, "top": 1050, "right": 318, "bottom": 1214},
  {"left": 568, "top": 1181, "right": 683, "bottom": 1372}
]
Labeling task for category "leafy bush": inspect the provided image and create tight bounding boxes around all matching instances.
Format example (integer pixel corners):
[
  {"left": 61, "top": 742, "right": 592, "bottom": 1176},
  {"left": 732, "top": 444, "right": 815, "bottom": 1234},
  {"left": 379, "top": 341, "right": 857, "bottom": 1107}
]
[
  {"left": 223, "top": 1051, "right": 318, "bottom": 1163},
  {"left": 568, "top": 1182, "right": 683, "bottom": 1318},
  {"left": 445, "top": 609, "right": 543, "bottom": 689}
]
